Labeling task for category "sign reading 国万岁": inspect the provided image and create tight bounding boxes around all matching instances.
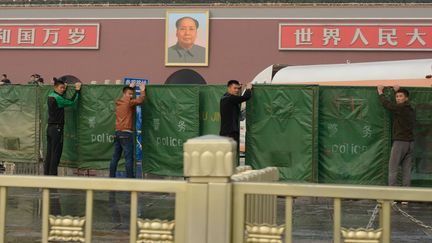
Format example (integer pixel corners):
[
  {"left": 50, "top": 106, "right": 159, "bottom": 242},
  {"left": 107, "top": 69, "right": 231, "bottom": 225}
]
[{"left": 0, "top": 24, "right": 100, "bottom": 49}]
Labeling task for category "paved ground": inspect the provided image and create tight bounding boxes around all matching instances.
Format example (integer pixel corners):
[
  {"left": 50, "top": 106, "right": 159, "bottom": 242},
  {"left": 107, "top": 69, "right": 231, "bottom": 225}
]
[{"left": 2, "top": 186, "right": 432, "bottom": 243}]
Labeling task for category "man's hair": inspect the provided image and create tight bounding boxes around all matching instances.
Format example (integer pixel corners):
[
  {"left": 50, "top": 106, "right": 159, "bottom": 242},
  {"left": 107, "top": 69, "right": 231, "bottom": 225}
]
[
  {"left": 175, "top": 16, "right": 199, "bottom": 29},
  {"left": 2, "top": 74, "right": 6, "bottom": 78},
  {"left": 227, "top": 80, "right": 240, "bottom": 87},
  {"left": 53, "top": 77, "right": 65, "bottom": 87},
  {"left": 396, "top": 89, "right": 409, "bottom": 98},
  {"left": 123, "top": 86, "right": 134, "bottom": 93}
]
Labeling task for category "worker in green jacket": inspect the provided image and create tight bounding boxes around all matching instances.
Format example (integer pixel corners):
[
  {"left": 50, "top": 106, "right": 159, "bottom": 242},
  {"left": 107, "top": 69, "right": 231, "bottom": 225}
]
[{"left": 45, "top": 78, "right": 81, "bottom": 175}]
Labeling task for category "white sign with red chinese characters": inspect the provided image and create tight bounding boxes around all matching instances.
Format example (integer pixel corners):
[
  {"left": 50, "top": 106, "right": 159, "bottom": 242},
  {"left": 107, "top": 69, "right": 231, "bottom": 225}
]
[
  {"left": 0, "top": 24, "right": 99, "bottom": 49},
  {"left": 279, "top": 23, "right": 432, "bottom": 51}
]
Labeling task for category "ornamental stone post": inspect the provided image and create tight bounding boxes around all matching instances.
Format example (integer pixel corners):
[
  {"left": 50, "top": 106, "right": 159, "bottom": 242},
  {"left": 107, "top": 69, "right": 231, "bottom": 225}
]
[{"left": 183, "top": 135, "right": 236, "bottom": 243}]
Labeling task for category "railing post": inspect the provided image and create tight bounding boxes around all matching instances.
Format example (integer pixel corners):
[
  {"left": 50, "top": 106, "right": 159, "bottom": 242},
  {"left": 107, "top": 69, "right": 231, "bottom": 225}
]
[
  {"left": 129, "top": 191, "right": 137, "bottom": 243},
  {"left": 284, "top": 196, "right": 293, "bottom": 243},
  {"left": 381, "top": 200, "right": 392, "bottom": 243},
  {"left": 333, "top": 198, "right": 342, "bottom": 243},
  {"left": 42, "top": 189, "right": 50, "bottom": 243},
  {"left": 184, "top": 135, "right": 236, "bottom": 243},
  {"left": 85, "top": 190, "right": 93, "bottom": 243},
  {"left": 0, "top": 187, "right": 7, "bottom": 243}
]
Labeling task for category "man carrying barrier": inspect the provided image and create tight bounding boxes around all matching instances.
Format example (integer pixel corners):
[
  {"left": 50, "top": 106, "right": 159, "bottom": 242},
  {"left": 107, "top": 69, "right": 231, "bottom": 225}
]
[
  {"left": 377, "top": 85, "right": 415, "bottom": 189},
  {"left": 45, "top": 78, "right": 81, "bottom": 176},
  {"left": 109, "top": 82, "right": 146, "bottom": 178}
]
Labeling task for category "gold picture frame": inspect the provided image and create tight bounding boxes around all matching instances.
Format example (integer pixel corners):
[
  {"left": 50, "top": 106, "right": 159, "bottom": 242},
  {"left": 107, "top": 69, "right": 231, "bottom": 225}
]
[{"left": 165, "top": 10, "right": 209, "bottom": 66}]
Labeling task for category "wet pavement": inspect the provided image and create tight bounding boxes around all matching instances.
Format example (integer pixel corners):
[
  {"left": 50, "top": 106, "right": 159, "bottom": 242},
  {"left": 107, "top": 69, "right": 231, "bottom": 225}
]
[
  {"left": 283, "top": 197, "right": 432, "bottom": 243},
  {"left": 4, "top": 188, "right": 175, "bottom": 243},
  {"left": 2, "top": 186, "right": 432, "bottom": 243}
]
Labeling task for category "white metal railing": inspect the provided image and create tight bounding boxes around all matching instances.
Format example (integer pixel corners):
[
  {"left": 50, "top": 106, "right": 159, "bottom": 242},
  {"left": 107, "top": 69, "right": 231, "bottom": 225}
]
[
  {"left": 2, "top": 135, "right": 432, "bottom": 243},
  {"left": 0, "top": 175, "right": 187, "bottom": 243},
  {"left": 232, "top": 182, "right": 432, "bottom": 243},
  {"left": 232, "top": 167, "right": 279, "bottom": 225}
]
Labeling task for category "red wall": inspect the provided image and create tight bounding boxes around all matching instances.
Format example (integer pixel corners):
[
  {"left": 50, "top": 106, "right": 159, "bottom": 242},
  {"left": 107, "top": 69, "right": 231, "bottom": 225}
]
[{"left": 1, "top": 18, "right": 432, "bottom": 84}]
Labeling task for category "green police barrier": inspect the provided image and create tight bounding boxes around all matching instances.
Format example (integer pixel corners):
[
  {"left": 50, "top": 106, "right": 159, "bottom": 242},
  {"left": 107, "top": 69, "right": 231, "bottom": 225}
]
[
  {"left": 199, "top": 85, "right": 226, "bottom": 135},
  {"left": 39, "top": 84, "right": 126, "bottom": 170},
  {"left": 407, "top": 87, "right": 432, "bottom": 187},
  {"left": 76, "top": 85, "right": 123, "bottom": 169},
  {"left": 38, "top": 85, "right": 50, "bottom": 161},
  {"left": 3, "top": 83, "right": 430, "bottom": 185},
  {"left": 318, "top": 86, "right": 391, "bottom": 185},
  {"left": 0, "top": 85, "right": 39, "bottom": 163},
  {"left": 39, "top": 85, "right": 80, "bottom": 168},
  {"left": 246, "top": 85, "right": 319, "bottom": 182},
  {"left": 142, "top": 85, "right": 199, "bottom": 176}
]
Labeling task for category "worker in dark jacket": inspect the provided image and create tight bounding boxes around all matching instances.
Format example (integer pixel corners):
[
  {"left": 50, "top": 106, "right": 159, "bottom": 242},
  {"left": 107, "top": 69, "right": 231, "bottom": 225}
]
[
  {"left": 45, "top": 78, "right": 81, "bottom": 175},
  {"left": 220, "top": 80, "right": 252, "bottom": 161},
  {"left": 378, "top": 85, "right": 415, "bottom": 187}
]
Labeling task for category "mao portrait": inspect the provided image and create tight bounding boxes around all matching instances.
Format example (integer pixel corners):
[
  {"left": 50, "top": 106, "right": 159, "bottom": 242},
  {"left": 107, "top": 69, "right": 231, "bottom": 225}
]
[{"left": 165, "top": 10, "right": 209, "bottom": 66}]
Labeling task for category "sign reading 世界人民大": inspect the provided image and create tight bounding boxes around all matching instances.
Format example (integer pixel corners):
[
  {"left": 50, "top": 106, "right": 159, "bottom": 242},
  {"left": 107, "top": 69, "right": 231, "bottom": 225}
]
[
  {"left": 279, "top": 23, "right": 432, "bottom": 51},
  {"left": 0, "top": 24, "right": 100, "bottom": 49}
]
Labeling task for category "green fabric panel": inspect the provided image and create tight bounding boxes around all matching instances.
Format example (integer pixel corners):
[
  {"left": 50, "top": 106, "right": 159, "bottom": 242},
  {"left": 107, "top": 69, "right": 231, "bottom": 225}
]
[
  {"left": 0, "top": 85, "right": 38, "bottom": 162},
  {"left": 61, "top": 88, "right": 79, "bottom": 167},
  {"left": 246, "top": 85, "right": 318, "bottom": 182},
  {"left": 76, "top": 85, "right": 123, "bottom": 169},
  {"left": 318, "top": 86, "right": 390, "bottom": 185},
  {"left": 39, "top": 85, "right": 79, "bottom": 167},
  {"left": 142, "top": 85, "right": 199, "bottom": 176},
  {"left": 38, "top": 85, "right": 50, "bottom": 164},
  {"left": 407, "top": 88, "right": 432, "bottom": 187},
  {"left": 199, "top": 85, "right": 226, "bottom": 135}
]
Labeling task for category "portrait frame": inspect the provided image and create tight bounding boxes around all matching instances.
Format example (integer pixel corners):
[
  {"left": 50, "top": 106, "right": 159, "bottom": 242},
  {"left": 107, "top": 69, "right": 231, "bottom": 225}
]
[{"left": 165, "top": 10, "right": 209, "bottom": 66}]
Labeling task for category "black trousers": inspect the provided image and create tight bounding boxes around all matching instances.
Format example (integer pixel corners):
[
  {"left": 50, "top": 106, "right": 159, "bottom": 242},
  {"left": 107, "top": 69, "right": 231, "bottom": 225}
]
[
  {"left": 44, "top": 124, "right": 64, "bottom": 175},
  {"left": 221, "top": 132, "right": 240, "bottom": 165}
]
